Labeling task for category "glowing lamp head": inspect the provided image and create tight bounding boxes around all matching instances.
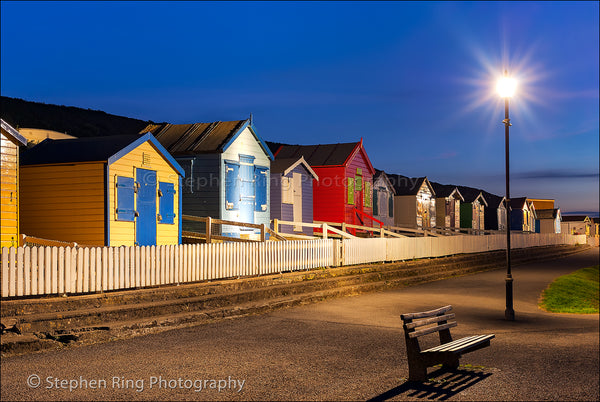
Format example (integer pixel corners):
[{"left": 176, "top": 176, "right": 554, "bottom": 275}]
[{"left": 497, "top": 74, "right": 516, "bottom": 98}]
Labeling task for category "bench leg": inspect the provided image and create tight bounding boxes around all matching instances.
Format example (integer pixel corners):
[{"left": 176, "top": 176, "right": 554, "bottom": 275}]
[
  {"left": 408, "top": 362, "right": 428, "bottom": 382},
  {"left": 442, "top": 355, "right": 460, "bottom": 370}
]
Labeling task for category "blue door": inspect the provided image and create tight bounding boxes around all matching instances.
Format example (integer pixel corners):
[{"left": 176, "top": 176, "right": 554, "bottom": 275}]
[
  {"left": 136, "top": 168, "right": 157, "bottom": 246},
  {"left": 239, "top": 162, "right": 255, "bottom": 226}
]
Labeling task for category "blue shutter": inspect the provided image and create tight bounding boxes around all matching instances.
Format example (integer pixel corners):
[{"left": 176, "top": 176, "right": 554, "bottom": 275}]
[
  {"left": 225, "top": 161, "right": 240, "bottom": 210},
  {"left": 116, "top": 176, "right": 135, "bottom": 221},
  {"left": 158, "top": 182, "right": 176, "bottom": 224},
  {"left": 254, "top": 166, "right": 268, "bottom": 212}
]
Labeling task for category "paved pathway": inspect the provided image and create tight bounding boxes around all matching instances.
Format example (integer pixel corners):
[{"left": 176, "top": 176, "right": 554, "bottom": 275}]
[{"left": 1, "top": 248, "right": 598, "bottom": 401}]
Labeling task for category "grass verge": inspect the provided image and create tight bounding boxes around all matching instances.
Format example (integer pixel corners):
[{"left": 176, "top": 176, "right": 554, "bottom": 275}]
[{"left": 539, "top": 265, "right": 599, "bottom": 314}]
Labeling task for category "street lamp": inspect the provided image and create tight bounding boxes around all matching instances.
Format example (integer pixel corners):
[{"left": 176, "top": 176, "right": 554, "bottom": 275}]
[{"left": 497, "top": 70, "right": 516, "bottom": 321}]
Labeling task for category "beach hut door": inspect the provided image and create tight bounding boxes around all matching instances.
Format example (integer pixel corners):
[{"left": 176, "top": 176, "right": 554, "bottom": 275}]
[
  {"left": 136, "top": 168, "right": 157, "bottom": 246},
  {"left": 293, "top": 172, "right": 302, "bottom": 231},
  {"left": 239, "top": 161, "right": 255, "bottom": 226}
]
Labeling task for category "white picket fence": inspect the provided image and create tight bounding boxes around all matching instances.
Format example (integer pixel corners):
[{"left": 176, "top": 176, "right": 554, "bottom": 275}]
[
  {"left": 342, "top": 233, "right": 587, "bottom": 265},
  {"left": 1, "top": 240, "right": 334, "bottom": 298},
  {"left": 0, "top": 234, "right": 587, "bottom": 298}
]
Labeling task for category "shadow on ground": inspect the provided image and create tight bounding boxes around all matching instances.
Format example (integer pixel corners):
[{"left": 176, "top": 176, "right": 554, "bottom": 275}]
[{"left": 368, "top": 366, "right": 493, "bottom": 401}]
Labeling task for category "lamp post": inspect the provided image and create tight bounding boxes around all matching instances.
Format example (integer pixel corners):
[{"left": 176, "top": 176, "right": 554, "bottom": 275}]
[{"left": 497, "top": 70, "right": 516, "bottom": 321}]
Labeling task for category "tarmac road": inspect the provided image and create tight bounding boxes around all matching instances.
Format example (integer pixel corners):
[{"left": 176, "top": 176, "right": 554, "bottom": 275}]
[{"left": 1, "top": 247, "right": 598, "bottom": 401}]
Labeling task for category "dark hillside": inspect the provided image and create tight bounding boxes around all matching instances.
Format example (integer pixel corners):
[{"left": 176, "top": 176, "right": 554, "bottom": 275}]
[{"left": 0, "top": 96, "right": 153, "bottom": 137}]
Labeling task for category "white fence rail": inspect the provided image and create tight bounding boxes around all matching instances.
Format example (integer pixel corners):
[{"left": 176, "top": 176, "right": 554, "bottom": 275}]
[
  {"left": 1, "top": 240, "right": 334, "bottom": 298},
  {"left": 1, "top": 234, "right": 587, "bottom": 298}
]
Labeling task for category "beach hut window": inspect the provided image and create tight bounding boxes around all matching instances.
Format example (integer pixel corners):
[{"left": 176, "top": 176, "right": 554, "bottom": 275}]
[
  {"left": 388, "top": 193, "right": 394, "bottom": 217},
  {"left": 116, "top": 176, "right": 135, "bottom": 221},
  {"left": 364, "top": 181, "right": 372, "bottom": 208},
  {"left": 225, "top": 161, "right": 240, "bottom": 210},
  {"left": 347, "top": 177, "right": 355, "bottom": 205},
  {"left": 158, "top": 182, "right": 176, "bottom": 224},
  {"left": 254, "top": 166, "right": 269, "bottom": 212}
]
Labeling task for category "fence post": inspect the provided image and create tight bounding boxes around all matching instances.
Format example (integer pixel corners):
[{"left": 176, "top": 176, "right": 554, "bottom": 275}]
[
  {"left": 206, "top": 216, "right": 212, "bottom": 244},
  {"left": 322, "top": 223, "right": 328, "bottom": 240},
  {"left": 273, "top": 219, "right": 279, "bottom": 234},
  {"left": 261, "top": 224, "right": 266, "bottom": 242}
]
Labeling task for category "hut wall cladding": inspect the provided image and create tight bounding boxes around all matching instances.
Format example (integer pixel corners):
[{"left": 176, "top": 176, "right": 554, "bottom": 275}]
[
  {"left": 373, "top": 176, "right": 394, "bottom": 228},
  {"left": 394, "top": 196, "right": 417, "bottom": 227},
  {"left": 312, "top": 166, "right": 346, "bottom": 223},
  {"left": 345, "top": 150, "right": 373, "bottom": 222},
  {"left": 220, "top": 127, "right": 271, "bottom": 228},
  {"left": 460, "top": 203, "right": 473, "bottom": 228},
  {"left": 179, "top": 154, "right": 220, "bottom": 233},
  {"left": 19, "top": 163, "right": 106, "bottom": 246},
  {"left": 300, "top": 165, "right": 314, "bottom": 232},
  {"left": 270, "top": 169, "right": 283, "bottom": 219},
  {"left": 109, "top": 141, "right": 180, "bottom": 246},
  {"left": 1, "top": 132, "right": 19, "bottom": 247}
]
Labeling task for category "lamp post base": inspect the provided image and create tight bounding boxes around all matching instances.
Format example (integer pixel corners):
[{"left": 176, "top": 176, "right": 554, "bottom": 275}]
[{"left": 505, "top": 276, "right": 515, "bottom": 321}]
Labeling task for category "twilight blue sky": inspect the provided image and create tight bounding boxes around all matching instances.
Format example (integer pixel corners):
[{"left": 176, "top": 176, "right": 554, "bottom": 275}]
[{"left": 1, "top": 1, "right": 598, "bottom": 214}]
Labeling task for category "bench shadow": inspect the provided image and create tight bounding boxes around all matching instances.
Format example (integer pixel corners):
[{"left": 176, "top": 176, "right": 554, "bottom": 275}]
[{"left": 367, "top": 366, "right": 493, "bottom": 401}]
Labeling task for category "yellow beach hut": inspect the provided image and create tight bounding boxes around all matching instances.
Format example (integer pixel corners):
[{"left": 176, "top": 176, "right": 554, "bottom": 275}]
[
  {"left": 1, "top": 119, "right": 28, "bottom": 248},
  {"left": 19, "top": 133, "right": 184, "bottom": 246}
]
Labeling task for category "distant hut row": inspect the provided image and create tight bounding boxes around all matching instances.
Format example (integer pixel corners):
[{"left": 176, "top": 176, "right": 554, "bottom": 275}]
[{"left": 1, "top": 117, "right": 585, "bottom": 249}]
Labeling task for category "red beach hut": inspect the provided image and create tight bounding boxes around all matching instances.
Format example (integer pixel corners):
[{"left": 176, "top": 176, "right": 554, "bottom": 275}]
[{"left": 268, "top": 139, "right": 377, "bottom": 230}]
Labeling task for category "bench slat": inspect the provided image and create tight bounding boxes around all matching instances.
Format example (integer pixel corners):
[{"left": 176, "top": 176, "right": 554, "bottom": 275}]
[
  {"left": 423, "top": 335, "right": 480, "bottom": 352},
  {"left": 442, "top": 335, "right": 490, "bottom": 352},
  {"left": 407, "top": 321, "right": 457, "bottom": 338},
  {"left": 423, "top": 334, "right": 495, "bottom": 353},
  {"left": 404, "top": 313, "right": 456, "bottom": 329},
  {"left": 444, "top": 334, "right": 494, "bottom": 352},
  {"left": 401, "top": 305, "right": 453, "bottom": 321}
]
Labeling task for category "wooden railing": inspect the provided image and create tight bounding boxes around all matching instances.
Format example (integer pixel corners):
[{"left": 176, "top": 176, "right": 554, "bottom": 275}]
[
  {"left": 182, "top": 215, "right": 287, "bottom": 243},
  {"left": 272, "top": 219, "right": 355, "bottom": 239},
  {"left": 353, "top": 208, "right": 384, "bottom": 228},
  {"left": 20, "top": 235, "right": 84, "bottom": 248}
]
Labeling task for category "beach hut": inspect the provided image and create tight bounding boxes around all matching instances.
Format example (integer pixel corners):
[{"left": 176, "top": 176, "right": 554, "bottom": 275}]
[
  {"left": 141, "top": 119, "right": 273, "bottom": 239},
  {"left": 528, "top": 198, "right": 555, "bottom": 211},
  {"left": 19, "top": 134, "right": 184, "bottom": 246},
  {"left": 560, "top": 215, "right": 592, "bottom": 236},
  {"left": 372, "top": 170, "right": 396, "bottom": 228},
  {"left": 535, "top": 208, "right": 562, "bottom": 233},
  {"left": 459, "top": 189, "right": 487, "bottom": 231},
  {"left": 270, "top": 156, "right": 319, "bottom": 235},
  {"left": 387, "top": 174, "right": 436, "bottom": 228},
  {"left": 17, "top": 128, "right": 75, "bottom": 146},
  {"left": 1, "top": 119, "right": 28, "bottom": 248},
  {"left": 483, "top": 193, "right": 507, "bottom": 231},
  {"left": 431, "top": 182, "right": 463, "bottom": 229},
  {"left": 269, "top": 139, "right": 376, "bottom": 229},
  {"left": 509, "top": 197, "right": 536, "bottom": 232}
]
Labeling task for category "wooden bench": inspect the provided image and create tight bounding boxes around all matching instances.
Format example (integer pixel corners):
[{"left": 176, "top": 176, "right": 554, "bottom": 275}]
[{"left": 400, "top": 305, "right": 494, "bottom": 381}]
